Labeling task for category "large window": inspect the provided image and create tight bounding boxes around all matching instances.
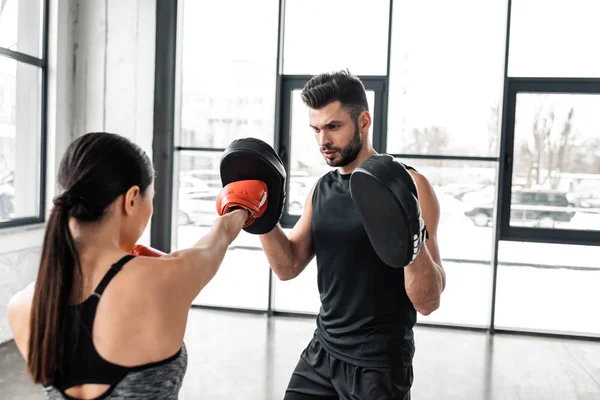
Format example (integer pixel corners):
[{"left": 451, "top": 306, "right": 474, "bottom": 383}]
[
  {"left": 164, "top": 0, "right": 600, "bottom": 339},
  {"left": 495, "top": 241, "right": 600, "bottom": 335},
  {"left": 173, "top": 0, "right": 280, "bottom": 311},
  {"left": 0, "top": 0, "right": 47, "bottom": 228},
  {"left": 510, "top": 92, "right": 600, "bottom": 232},
  {"left": 283, "top": 0, "right": 390, "bottom": 76},
  {"left": 508, "top": 0, "right": 600, "bottom": 78},
  {"left": 387, "top": 0, "right": 507, "bottom": 158},
  {"left": 178, "top": 0, "right": 279, "bottom": 149},
  {"left": 396, "top": 159, "right": 498, "bottom": 327},
  {"left": 500, "top": 81, "right": 600, "bottom": 246},
  {"left": 386, "top": 0, "right": 508, "bottom": 327}
]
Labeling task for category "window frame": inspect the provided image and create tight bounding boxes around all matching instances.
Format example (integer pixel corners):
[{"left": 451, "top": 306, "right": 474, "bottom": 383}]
[
  {"left": 157, "top": 0, "right": 600, "bottom": 341},
  {"left": 0, "top": 0, "right": 49, "bottom": 229},
  {"left": 277, "top": 75, "right": 388, "bottom": 229},
  {"left": 498, "top": 78, "right": 600, "bottom": 246}
]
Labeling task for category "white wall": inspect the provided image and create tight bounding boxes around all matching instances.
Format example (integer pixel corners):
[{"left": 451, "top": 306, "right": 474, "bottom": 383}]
[
  {"left": 72, "top": 0, "right": 156, "bottom": 154},
  {"left": 0, "top": 0, "right": 76, "bottom": 345},
  {"left": 0, "top": 0, "right": 157, "bottom": 344},
  {"left": 72, "top": 0, "right": 156, "bottom": 245}
]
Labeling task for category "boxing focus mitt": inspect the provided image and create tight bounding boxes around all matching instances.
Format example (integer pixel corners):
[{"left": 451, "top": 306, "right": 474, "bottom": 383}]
[
  {"left": 220, "top": 138, "right": 286, "bottom": 234},
  {"left": 131, "top": 244, "right": 166, "bottom": 257},
  {"left": 216, "top": 180, "right": 268, "bottom": 227},
  {"left": 350, "top": 154, "right": 428, "bottom": 268}
]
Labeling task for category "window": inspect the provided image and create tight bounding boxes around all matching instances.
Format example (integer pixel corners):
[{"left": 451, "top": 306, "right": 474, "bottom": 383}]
[
  {"left": 0, "top": 0, "right": 46, "bottom": 228},
  {"left": 511, "top": 92, "right": 600, "bottom": 230},
  {"left": 399, "top": 158, "right": 497, "bottom": 327},
  {"left": 385, "top": 0, "right": 507, "bottom": 326},
  {"left": 283, "top": 0, "right": 391, "bottom": 76},
  {"left": 273, "top": 250, "right": 321, "bottom": 315},
  {"left": 285, "top": 87, "right": 376, "bottom": 217},
  {"left": 271, "top": 80, "right": 381, "bottom": 314},
  {"left": 501, "top": 82, "right": 600, "bottom": 245},
  {"left": 162, "top": 0, "right": 600, "bottom": 340},
  {"left": 387, "top": 0, "right": 508, "bottom": 157},
  {"left": 174, "top": 0, "right": 280, "bottom": 311},
  {"left": 0, "top": 0, "right": 43, "bottom": 57},
  {"left": 495, "top": 241, "right": 600, "bottom": 335},
  {"left": 508, "top": 0, "right": 600, "bottom": 78},
  {"left": 178, "top": 0, "right": 279, "bottom": 148}
]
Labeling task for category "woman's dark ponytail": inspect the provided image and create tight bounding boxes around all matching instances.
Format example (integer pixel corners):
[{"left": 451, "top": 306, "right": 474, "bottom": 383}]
[
  {"left": 27, "top": 194, "right": 82, "bottom": 383},
  {"left": 26, "top": 132, "right": 153, "bottom": 384}
]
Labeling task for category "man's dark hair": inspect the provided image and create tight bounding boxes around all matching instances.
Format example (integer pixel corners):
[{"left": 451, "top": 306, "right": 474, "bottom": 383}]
[{"left": 301, "top": 70, "right": 369, "bottom": 122}]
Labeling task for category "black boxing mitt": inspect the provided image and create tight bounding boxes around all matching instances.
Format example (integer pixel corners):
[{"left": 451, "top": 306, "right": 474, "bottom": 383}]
[
  {"left": 219, "top": 138, "right": 286, "bottom": 234},
  {"left": 350, "top": 154, "right": 428, "bottom": 268}
]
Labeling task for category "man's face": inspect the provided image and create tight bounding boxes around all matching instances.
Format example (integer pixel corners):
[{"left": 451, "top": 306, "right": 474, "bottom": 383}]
[{"left": 309, "top": 101, "right": 363, "bottom": 167}]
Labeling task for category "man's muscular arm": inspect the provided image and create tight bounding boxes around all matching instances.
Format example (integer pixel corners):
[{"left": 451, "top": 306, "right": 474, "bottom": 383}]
[
  {"left": 404, "top": 171, "right": 446, "bottom": 316},
  {"left": 259, "top": 183, "right": 316, "bottom": 281}
]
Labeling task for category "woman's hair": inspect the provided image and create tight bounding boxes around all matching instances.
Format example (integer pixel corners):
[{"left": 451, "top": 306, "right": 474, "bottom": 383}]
[{"left": 27, "top": 132, "right": 154, "bottom": 384}]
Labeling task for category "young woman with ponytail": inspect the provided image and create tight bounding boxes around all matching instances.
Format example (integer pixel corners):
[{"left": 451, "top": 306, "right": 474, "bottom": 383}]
[{"left": 7, "top": 132, "right": 263, "bottom": 399}]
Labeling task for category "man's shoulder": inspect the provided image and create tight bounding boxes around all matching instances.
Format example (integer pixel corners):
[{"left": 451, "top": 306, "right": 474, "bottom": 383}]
[
  {"left": 309, "top": 170, "right": 339, "bottom": 188},
  {"left": 386, "top": 156, "right": 426, "bottom": 182},
  {"left": 322, "top": 170, "right": 340, "bottom": 181},
  {"left": 383, "top": 155, "right": 417, "bottom": 173}
]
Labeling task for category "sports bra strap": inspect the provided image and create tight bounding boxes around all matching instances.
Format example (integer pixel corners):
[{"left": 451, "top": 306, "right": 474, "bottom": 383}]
[{"left": 92, "top": 254, "right": 136, "bottom": 297}]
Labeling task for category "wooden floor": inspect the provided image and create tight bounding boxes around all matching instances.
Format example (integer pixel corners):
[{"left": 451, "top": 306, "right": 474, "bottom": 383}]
[{"left": 1, "top": 309, "right": 599, "bottom": 399}]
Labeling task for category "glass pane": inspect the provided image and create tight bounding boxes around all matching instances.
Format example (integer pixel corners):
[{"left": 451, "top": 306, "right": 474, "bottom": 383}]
[
  {"left": 179, "top": 224, "right": 269, "bottom": 310},
  {"left": 387, "top": 0, "right": 507, "bottom": 157},
  {"left": 177, "top": 151, "right": 222, "bottom": 227},
  {"left": 0, "top": 0, "right": 43, "bottom": 58},
  {"left": 276, "top": 156, "right": 498, "bottom": 325},
  {"left": 179, "top": 0, "right": 279, "bottom": 148},
  {"left": 288, "top": 89, "right": 375, "bottom": 215},
  {"left": 508, "top": 0, "right": 600, "bottom": 78},
  {"left": 174, "top": 150, "right": 268, "bottom": 310},
  {"left": 398, "top": 158, "right": 498, "bottom": 262},
  {"left": 511, "top": 93, "right": 600, "bottom": 230},
  {"left": 0, "top": 57, "right": 41, "bottom": 222},
  {"left": 274, "top": 87, "right": 378, "bottom": 313},
  {"left": 496, "top": 241, "right": 600, "bottom": 335},
  {"left": 395, "top": 158, "right": 497, "bottom": 326},
  {"left": 283, "top": 0, "right": 390, "bottom": 75},
  {"left": 272, "top": 231, "right": 321, "bottom": 314}
]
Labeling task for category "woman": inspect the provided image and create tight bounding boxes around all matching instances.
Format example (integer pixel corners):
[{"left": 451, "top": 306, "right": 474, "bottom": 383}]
[{"left": 7, "top": 132, "right": 266, "bottom": 399}]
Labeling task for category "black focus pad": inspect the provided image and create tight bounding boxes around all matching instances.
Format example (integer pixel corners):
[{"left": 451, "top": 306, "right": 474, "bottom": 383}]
[
  {"left": 220, "top": 138, "right": 286, "bottom": 234},
  {"left": 349, "top": 154, "right": 423, "bottom": 268}
]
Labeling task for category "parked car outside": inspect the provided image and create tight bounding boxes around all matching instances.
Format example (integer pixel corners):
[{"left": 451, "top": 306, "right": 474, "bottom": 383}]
[{"left": 464, "top": 188, "right": 576, "bottom": 228}]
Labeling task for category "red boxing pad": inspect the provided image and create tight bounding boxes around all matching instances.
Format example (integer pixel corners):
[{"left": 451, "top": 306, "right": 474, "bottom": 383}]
[{"left": 131, "top": 244, "right": 166, "bottom": 257}]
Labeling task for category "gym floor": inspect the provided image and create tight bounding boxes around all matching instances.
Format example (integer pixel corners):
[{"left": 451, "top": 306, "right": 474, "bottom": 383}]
[{"left": 1, "top": 309, "right": 599, "bottom": 400}]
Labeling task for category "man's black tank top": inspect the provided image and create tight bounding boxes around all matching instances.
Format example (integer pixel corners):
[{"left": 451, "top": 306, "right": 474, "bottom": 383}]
[{"left": 312, "top": 168, "right": 417, "bottom": 368}]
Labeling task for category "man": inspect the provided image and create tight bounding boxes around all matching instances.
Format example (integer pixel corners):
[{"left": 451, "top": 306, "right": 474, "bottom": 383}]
[{"left": 259, "top": 70, "right": 446, "bottom": 399}]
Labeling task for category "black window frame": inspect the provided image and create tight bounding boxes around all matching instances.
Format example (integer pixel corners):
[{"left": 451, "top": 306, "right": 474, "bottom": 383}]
[
  {"left": 0, "top": 0, "right": 49, "bottom": 230},
  {"left": 498, "top": 78, "right": 600, "bottom": 246},
  {"left": 155, "top": 0, "right": 600, "bottom": 341},
  {"left": 277, "top": 75, "right": 388, "bottom": 228}
]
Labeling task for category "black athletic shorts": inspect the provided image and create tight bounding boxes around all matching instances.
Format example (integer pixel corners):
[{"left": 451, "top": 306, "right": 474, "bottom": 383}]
[{"left": 284, "top": 335, "right": 413, "bottom": 400}]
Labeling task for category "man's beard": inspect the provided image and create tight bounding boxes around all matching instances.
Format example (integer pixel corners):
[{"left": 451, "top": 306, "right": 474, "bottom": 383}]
[{"left": 322, "top": 124, "right": 363, "bottom": 167}]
